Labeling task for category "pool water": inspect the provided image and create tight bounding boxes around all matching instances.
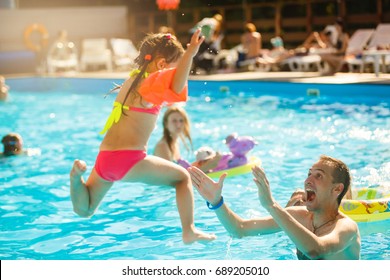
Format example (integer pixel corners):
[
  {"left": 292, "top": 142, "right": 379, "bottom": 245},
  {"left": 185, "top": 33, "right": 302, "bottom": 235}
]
[{"left": 0, "top": 77, "right": 389, "bottom": 260}]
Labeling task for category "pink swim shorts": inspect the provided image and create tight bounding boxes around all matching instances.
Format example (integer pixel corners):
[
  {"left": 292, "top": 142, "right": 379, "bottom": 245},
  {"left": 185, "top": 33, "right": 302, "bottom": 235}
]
[{"left": 94, "top": 150, "right": 147, "bottom": 182}]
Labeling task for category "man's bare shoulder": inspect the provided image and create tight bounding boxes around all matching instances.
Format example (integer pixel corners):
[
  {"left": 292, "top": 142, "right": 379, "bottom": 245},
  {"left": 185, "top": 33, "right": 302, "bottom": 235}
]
[
  {"left": 337, "top": 213, "right": 359, "bottom": 233},
  {"left": 331, "top": 214, "right": 361, "bottom": 259}
]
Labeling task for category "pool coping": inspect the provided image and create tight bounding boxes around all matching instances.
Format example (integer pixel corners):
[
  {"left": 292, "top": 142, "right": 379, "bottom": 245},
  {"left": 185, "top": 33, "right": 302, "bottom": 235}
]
[{"left": 4, "top": 70, "right": 390, "bottom": 85}]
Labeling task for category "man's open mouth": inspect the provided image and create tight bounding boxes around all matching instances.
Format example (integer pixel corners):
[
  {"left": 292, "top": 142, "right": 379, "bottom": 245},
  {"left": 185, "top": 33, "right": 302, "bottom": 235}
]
[{"left": 306, "top": 188, "right": 316, "bottom": 202}]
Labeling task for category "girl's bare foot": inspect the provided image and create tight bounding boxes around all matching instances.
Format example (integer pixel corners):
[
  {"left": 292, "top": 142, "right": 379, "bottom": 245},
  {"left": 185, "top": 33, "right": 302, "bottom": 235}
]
[
  {"left": 182, "top": 228, "right": 216, "bottom": 244},
  {"left": 70, "top": 160, "right": 91, "bottom": 217},
  {"left": 70, "top": 159, "right": 87, "bottom": 179}
]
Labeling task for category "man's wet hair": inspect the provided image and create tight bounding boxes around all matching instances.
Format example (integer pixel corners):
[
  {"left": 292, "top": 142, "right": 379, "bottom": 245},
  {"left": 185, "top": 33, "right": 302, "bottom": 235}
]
[{"left": 319, "top": 155, "right": 351, "bottom": 205}]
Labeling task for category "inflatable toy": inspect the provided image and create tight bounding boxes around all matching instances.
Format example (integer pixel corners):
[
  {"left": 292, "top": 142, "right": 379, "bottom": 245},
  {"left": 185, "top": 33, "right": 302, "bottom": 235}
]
[
  {"left": 212, "top": 133, "right": 257, "bottom": 171},
  {"left": 178, "top": 133, "right": 259, "bottom": 178},
  {"left": 208, "top": 156, "right": 261, "bottom": 178},
  {"left": 340, "top": 185, "right": 390, "bottom": 222}
]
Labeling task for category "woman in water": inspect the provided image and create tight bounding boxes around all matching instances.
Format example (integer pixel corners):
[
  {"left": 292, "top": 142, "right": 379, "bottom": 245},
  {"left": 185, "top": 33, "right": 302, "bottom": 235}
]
[
  {"left": 154, "top": 106, "right": 221, "bottom": 172},
  {"left": 154, "top": 106, "right": 193, "bottom": 163}
]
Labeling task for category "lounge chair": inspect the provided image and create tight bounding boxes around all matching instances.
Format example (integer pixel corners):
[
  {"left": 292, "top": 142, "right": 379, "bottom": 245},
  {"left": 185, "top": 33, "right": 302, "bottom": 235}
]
[
  {"left": 367, "top": 23, "right": 390, "bottom": 49},
  {"left": 234, "top": 44, "right": 272, "bottom": 72},
  {"left": 80, "top": 38, "right": 112, "bottom": 71},
  {"left": 110, "top": 38, "right": 138, "bottom": 70},
  {"left": 281, "top": 53, "right": 324, "bottom": 72},
  {"left": 344, "top": 29, "right": 375, "bottom": 72},
  {"left": 280, "top": 45, "right": 335, "bottom": 72},
  {"left": 239, "top": 58, "right": 272, "bottom": 72},
  {"left": 362, "top": 24, "right": 390, "bottom": 75},
  {"left": 281, "top": 22, "right": 351, "bottom": 73}
]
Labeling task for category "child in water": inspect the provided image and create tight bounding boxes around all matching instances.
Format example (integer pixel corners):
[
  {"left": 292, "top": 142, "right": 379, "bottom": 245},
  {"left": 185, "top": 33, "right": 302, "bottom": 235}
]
[
  {"left": 70, "top": 29, "right": 216, "bottom": 244},
  {"left": 1, "top": 133, "right": 41, "bottom": 157}
]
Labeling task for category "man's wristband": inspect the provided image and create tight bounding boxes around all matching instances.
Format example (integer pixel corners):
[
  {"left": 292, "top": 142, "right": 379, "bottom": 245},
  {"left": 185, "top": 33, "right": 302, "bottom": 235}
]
[{"left": 206, "top": 196, "right": 224, "bottom": 210}]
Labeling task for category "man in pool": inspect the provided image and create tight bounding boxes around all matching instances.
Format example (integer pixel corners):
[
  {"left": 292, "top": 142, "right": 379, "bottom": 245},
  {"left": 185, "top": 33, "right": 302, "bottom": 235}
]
[{"left": 188, "top": 155, "right": 361, "bottom": 260}]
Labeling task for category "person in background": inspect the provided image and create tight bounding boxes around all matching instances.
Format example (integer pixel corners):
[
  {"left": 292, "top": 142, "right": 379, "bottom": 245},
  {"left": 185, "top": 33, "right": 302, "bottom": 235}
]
[
  {"left": 189, "top": 155, "right": 360, "bottom": 260},
  {"left": 286, "top": 182, "right": 352, "bottom": 207},
  {"left": 237, "top": 22, "right": 262, "bottom": 67},
  {"left": 285, "top": 188, "right": 307, "bottom": 207},
  {"left": 191, "top": 146, "right": 222, "bottom": 173},
  {"left": 154, "top": 106, "right": 193, "bottom": 163},
  {"left": 191, "top": 13, "right": 223, "bottom": 47},
  {"left": 153, "top": 107, "right": 221, "bottom": 172},
  {"left": 190, "top": 14, "right": 224, "bottom": 74},
  {"left": 298, "top": 17, "right": 347, "bottom": 54},
  {"left": 319, "top": 18, "right": 349, "bottom": 74},
  {"left": 256, "top": 36, "right": 295, "bottom": 67},
  {"left": 70, "top": 29, "right": 216, "bottom": 244},
  {"left": 299, "top": 24, "right": 336, "bottom": 52},
  {"left": 1, "top": 133, "right": 40, "bottom": 157},
  {"left": 0, "top": 75, "right": 9, "bottom": 101}
]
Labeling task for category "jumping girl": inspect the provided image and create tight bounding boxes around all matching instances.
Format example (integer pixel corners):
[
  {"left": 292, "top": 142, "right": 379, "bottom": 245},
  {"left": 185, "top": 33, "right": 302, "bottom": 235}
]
[{"left": 70, "top": 29, "right": 216, "bottom": 244}]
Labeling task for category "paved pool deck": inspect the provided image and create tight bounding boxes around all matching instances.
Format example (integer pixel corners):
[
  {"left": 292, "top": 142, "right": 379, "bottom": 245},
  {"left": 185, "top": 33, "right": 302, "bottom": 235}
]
[{"left": 6, "top": 70, "right": 390, "bottom": 85}]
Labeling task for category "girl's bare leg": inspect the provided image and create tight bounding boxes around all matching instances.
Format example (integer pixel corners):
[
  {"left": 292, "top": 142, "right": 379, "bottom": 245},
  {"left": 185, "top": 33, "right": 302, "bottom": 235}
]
[
  {"left": 124, "top": 155, "right": 216, "bottom": 244},
  {"left": 70, "top": 159, "right": 113, "bottom": 217}
]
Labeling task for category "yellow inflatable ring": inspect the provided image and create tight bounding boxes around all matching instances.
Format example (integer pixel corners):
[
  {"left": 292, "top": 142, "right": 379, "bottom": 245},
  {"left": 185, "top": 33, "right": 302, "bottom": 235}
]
[
  {"left": 207, "top": 156, "right": 262, "bottom": 179},
  {"left": 340, "top": 185, "right": 390, "bottom": 222},
  {"left": 23, "top": 23, "right": 49, "bottom": 52}
]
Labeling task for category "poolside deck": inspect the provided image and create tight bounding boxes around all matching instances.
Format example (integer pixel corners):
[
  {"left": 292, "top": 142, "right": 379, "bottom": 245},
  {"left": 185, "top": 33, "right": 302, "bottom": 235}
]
[
  {"left": 54, "top": 70, "right": 390, "bottom": 85},
  {"left": 189, "top": 71, "right": 390, "bottom": 85},
  {"left": 6, "top": 70, "right": 390, "bottom": 85}
]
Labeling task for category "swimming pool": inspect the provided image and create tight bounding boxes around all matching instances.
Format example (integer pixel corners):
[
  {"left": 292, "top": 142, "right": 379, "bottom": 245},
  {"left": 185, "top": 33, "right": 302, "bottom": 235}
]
[{"left": 1, "top": 77, "right": 389, "bottom": 260}]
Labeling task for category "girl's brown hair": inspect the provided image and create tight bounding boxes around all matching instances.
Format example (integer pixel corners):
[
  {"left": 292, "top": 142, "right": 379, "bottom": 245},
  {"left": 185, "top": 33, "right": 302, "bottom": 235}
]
[{"left": 121, "top": 33, "right": 184, "bottom": 110}]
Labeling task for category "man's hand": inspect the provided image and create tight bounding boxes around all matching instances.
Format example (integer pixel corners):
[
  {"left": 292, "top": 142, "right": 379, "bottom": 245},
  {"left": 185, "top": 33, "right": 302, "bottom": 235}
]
[{"left": 188, "top": 166, "right": 226, "bottom": 205}]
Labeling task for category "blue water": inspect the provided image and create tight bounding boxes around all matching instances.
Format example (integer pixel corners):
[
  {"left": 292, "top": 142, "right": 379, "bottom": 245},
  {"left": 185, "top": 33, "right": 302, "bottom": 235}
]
[{"left": 1, "top": 77, "right": 389, "bottom": 260}]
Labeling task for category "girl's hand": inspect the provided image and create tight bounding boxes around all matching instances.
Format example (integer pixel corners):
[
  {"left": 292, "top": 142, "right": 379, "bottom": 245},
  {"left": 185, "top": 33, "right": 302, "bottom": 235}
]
[
  {"left": 252, "top": 165, "right": 275, "bottom": 210},
  {"left": 186, "top": 29, "right": 205, "bottom": 58},
  {"left": 188, "top": 166, "right": 226, "bottom": 205}
]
